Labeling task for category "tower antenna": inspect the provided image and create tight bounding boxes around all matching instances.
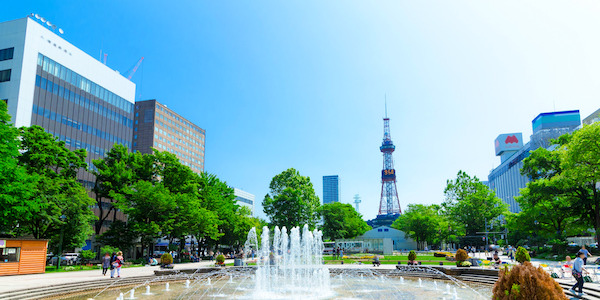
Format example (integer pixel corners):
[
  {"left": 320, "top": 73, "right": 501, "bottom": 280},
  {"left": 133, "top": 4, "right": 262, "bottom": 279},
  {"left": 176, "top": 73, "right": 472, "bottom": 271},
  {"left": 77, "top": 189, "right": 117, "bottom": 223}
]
[
  {"left": 378, "top": 101, "right": 402, "bottom": 216},
  {"left": 385, "top": 94, "right": 388, "bottom": 118}
]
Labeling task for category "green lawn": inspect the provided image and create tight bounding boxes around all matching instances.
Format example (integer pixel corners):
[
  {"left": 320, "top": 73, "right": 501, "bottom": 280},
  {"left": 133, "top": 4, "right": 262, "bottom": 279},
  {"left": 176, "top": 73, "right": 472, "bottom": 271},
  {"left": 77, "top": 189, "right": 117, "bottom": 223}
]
[
  {"left": 45, "top": 264, "right": 144, "bottom": 273},
  {"left": 323, "top": 254, "right": 451, "bottom": 265}
]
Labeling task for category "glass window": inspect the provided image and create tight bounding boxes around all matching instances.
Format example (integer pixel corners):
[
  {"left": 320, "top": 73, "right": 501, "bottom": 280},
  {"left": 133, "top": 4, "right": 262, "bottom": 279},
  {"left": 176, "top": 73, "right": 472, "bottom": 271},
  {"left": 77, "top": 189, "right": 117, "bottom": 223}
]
[
  {"left": 0, "top": 47, "right": 14, "bottom": 61},
  {"left": 0, "top": 69, "right": 11, "bottom": 82},
  {"left": 0, "top": 247, "right": 20, "bottom": 263}
]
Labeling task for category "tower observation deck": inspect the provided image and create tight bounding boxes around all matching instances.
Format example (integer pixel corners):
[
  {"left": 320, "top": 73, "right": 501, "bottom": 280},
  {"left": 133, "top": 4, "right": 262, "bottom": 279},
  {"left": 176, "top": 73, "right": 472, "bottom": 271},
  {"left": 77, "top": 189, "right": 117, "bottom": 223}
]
[{"left": 378, "top": 114, "right": 402, "bottom": 215}]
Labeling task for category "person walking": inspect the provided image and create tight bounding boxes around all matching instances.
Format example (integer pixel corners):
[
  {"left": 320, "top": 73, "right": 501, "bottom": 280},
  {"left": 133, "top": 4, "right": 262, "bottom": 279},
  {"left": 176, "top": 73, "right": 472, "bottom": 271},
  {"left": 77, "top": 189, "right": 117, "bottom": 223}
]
[
  {"left": 109, "top": 252, "right": 117, "bottom": 278},
  {"left": 570, "top": 251, "right": 588, "bottom": 296},
  {"left": 115, "top": 251, "right": 124, "bottom": 278},
  {"left": 580, "top": 245, "right": 592, "bottom": 265},
  {"left": 101, "top": 253, "right": 111, "bottom": 276}
]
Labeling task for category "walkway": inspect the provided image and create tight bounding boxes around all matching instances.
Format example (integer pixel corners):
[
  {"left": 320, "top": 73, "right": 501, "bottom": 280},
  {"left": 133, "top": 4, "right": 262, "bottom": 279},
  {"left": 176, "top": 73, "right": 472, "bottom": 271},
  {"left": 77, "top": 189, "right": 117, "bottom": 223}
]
[{"left": 0, "top": 260, "right": 230, "bottom": 294}]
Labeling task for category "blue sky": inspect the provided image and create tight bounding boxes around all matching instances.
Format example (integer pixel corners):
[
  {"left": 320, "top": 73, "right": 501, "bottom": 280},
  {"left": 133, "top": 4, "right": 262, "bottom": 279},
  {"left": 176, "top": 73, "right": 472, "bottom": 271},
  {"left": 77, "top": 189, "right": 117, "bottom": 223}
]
[{"left": 4, "top": 1, "right": 600, "bottom": 220}]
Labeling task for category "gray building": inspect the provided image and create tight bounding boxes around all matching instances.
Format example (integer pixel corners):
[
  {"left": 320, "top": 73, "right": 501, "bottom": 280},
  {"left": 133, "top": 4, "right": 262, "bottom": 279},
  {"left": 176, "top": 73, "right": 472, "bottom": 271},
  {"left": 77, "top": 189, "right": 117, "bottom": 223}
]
[
  {"left": 133, "top": 99, "right": 205, "bottom": 173},
  {"left": 488, "top": 110, "right": 581, "bottom": 213},
  {"left": 323, "top": 175, "right": 340, "bottom": 204}
]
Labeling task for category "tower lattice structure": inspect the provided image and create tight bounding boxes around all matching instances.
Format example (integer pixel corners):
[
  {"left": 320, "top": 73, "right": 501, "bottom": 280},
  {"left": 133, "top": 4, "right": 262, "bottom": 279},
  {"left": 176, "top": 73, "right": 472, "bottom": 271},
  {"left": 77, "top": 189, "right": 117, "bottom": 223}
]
[{"left": 378, "top": 115, "right": 402, "bottom": 215}]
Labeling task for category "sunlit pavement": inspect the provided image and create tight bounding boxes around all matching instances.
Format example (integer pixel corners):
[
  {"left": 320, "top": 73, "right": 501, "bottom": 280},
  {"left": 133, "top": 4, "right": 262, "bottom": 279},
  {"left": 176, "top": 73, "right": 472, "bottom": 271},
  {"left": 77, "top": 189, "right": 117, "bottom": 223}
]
[{"left": 0, "top": 260, "right": 232, "bottom": 293}]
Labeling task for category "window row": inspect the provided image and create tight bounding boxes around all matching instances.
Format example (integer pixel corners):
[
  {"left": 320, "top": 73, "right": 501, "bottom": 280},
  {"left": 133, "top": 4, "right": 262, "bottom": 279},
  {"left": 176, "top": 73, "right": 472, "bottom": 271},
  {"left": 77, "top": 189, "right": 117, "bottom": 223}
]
[
  {"left": 0, "top": 69, "right": 11, "bottom": 82},
  {"left": 37, "top": 53, "right": 133, "bottom": 113},
  {"left": 47, "top": 129, "right": 108, "bottom": 160},
  {"left": 156, "top": 112, "right": 204, "bottom": 144},
  {"left": 155, "top": 121, "right": 204, "bottom": 150},
  {"left": 33, "top": 104, "right": 131, "bottom": 148},
  {"left": 157, "top": 105, "right": 204, "bottom": 134},
  {"left": 153, "top": 142, "right": 203, "bottom": 164},
  {"left": 0, "top": 47, "right": 14, "bottom": 61},
  {"left": 36, "top": 75, "right": 133, "bottom": 128},
  {"left": 154, "top": 128, "right": 203, "bottom": 158}
]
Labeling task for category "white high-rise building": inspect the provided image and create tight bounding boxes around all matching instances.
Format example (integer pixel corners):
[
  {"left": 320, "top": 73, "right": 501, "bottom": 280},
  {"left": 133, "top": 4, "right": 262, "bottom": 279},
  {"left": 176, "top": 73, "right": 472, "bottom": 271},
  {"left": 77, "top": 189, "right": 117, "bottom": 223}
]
[
  {"left": 0, "top": 16, "right": 135, "bottom": 188},
  {"left": 234, "top": 188, "right": 255, "bottom": 216}
]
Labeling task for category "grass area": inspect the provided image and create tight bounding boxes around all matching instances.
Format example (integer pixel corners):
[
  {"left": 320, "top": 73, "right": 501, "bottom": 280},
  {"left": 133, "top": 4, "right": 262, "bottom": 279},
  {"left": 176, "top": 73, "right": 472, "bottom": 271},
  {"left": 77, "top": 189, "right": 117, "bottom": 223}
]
[
  {"left": 323, "top": 254, "right": 453, "bottom": 265},
  {"left": 44, "top": 264, "right": 145, "bottom": 273}
]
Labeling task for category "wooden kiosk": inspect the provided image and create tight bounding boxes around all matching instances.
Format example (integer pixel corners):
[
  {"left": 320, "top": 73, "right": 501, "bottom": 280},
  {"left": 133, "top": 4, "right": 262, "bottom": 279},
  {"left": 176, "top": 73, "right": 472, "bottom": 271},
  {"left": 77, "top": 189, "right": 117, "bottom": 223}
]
[{"left": 0, "top": 238, "right": 48, "bottom": 276}]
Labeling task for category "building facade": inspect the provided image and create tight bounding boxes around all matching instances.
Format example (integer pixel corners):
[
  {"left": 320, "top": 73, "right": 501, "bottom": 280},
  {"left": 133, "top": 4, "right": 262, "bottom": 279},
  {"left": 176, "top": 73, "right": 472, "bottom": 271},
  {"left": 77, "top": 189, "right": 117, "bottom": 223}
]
[
  {"left": 0, "top": 18, "right": 136, "bottom": 183},
  {"left": 487, "top": 110, "right": 581, "bottom": 213},
  {"left": 234, "top": 188, "right": 255, "bottom": 216},
  {"left": 322, "top": 175, "right": 340, "bottom": 204},
  {"left": 132, "top": 99, "right": 205, "bottom": 173},
  {"left": 0, "top": 17, "right": 137, "bottom": 231}
]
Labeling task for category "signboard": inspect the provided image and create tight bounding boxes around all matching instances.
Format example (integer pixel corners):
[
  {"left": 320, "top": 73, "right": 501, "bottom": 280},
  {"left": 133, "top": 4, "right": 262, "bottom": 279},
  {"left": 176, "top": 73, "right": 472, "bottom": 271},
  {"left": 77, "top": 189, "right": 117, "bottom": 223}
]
[
  {"left": 494, "top": 133, "right": 523, "bottom": 156},
  {"left": 0, "top": 240, "right": 5, "bottom": 248},
  {"left": 382, "top": 169, "right": 396, "bottom": 180}
]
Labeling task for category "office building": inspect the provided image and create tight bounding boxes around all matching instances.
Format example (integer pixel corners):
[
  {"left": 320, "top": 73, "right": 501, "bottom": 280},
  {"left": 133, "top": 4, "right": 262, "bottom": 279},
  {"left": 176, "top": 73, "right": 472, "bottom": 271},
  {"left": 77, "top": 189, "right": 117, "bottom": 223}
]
[
  {"left": 234, "top": 188, "right": 255, "bottom": 216},
  {"left": 323, "top": 175, "right": 340, "bottom": 204},
  {"left": 487, "top": 110, "right": 580, "bottom": 213},
  {"left": 0, "top": 17, "right": 135, "bottom": 187},
  {"left": 132, "top": 99, "right": 205, "bottom": 173}
]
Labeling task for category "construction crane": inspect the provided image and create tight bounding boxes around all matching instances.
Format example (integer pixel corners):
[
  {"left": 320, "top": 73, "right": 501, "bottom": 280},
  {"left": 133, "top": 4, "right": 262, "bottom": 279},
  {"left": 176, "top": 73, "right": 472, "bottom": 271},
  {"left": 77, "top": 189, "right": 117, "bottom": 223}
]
[{"left": 126, "top": 57, "right": 144, "bottom": 80}]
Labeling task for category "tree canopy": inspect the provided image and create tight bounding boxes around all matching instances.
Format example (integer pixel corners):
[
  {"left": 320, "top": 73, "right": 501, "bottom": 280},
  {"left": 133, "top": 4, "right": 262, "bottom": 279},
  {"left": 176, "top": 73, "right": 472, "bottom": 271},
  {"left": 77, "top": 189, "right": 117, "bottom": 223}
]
[
  {"left": 443, "top": 170, "right": 508, "bottom": 237},
  {"left": 392, "top": 204, "right": 449, "bottom": 250},
  {"left": 320, "top": 202, "right": 370, "bottom": 240},
  {"left": 263, "top": 168, "right": 321, "bottom": 229}
]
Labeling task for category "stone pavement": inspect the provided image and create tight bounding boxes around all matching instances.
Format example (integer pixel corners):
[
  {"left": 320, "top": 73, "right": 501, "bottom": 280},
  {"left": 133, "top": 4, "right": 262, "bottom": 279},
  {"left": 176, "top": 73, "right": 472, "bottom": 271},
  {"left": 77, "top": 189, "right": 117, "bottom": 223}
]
[{"left": 0, "top": 260, "right": 231, "bottom": 293}]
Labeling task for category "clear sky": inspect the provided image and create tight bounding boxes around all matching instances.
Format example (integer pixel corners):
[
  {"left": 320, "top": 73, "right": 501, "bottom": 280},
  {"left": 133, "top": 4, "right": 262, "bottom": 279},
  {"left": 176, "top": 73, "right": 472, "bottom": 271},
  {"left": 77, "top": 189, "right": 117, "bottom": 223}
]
[{"left": 3, "top": 1, "right": 600, "bottom": 221}]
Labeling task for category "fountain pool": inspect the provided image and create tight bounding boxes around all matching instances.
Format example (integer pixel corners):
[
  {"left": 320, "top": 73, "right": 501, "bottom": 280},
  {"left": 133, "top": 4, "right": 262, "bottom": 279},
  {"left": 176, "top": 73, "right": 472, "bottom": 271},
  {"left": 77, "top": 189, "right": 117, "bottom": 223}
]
[{"left": 64, "top": 226, "right": 492, "bottom": 299}]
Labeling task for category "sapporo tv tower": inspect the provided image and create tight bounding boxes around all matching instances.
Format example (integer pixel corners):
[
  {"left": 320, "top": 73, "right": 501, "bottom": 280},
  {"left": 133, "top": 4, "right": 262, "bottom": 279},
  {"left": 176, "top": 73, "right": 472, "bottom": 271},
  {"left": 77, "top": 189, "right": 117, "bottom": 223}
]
[{"left": 379, "top": 104, "right": 402, "bottom": 216}]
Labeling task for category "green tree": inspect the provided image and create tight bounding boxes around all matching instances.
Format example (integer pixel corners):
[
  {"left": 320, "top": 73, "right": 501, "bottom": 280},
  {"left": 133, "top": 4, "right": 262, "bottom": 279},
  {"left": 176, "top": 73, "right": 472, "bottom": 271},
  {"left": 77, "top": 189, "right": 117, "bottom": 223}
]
[
  {"left": 263, "top": 168, "right": 321, "bottom": 229},
  {"left": 320, "top": 202, "right": 370, "bottom": 240},
  {"left": 16, "top": 125, "right": 95, "bottom": 250},
  {"left": 96, "top": 220, "right": 138, "bottom": 255},
  {"left": 0, "top": 101, "right": 38, "bottom": 233},
  {"left": 392, "top": 204, "right": 445, "bottom": 250},
  {"left": 443, "top": 171, "right": 508, "bottom": 236},
  {"left": 559, "top": 123, "right": 600, "bottom": 243},
  {"left": 517, "top": 147, "right": 584, "bottom": 240},
  {"left": 113, "top": 180, "right": 176, "bottom": 258}
]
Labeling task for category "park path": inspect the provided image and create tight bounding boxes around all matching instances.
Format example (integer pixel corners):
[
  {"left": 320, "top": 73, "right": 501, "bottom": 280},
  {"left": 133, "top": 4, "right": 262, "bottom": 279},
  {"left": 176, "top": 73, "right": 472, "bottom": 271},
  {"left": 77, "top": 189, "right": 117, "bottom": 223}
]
[{"left": 0, "top": 260, "right": 230, "bottom": 293}]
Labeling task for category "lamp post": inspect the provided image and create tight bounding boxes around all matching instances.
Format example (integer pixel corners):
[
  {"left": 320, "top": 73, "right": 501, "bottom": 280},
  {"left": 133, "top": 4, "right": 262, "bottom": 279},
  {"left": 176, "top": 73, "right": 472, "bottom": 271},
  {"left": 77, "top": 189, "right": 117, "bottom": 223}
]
[{"left": 56, "top": 214, "right": 66, "bottom": 270}]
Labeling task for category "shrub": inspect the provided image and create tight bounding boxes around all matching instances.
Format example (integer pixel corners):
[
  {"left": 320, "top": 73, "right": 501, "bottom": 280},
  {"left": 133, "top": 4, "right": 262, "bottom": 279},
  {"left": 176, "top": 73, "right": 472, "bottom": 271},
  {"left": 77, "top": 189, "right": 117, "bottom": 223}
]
[
  {"left": 456, "top": 249, "right": 468, "bottom": 263},
  {"left": 408, "top": 250, "right": 417, "bottom": 262},
  {"left": 216, "top": 254, "right": 226, "bottom": 264},
  {"left": 515, "top": 246, "right": 530, "bottom": 263},
  {"left": 79, "top": 250, "right": 96, "bottom": 264},
  {"left": 161, "top": 253, "right": 173, "bottom": 265},
  {"left": 492, "top": 262, "right": 567, "bottom": 300},
  {"left": 434, "top": 251, "right": 450, "bottom": 258}
]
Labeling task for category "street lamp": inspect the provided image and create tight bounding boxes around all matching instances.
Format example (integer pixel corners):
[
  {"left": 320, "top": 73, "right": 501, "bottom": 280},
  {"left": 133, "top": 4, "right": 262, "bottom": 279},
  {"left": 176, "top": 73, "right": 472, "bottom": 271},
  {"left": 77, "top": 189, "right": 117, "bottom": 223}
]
[{"left": 56, "top": 214, "right": 66, "bottom": 270}]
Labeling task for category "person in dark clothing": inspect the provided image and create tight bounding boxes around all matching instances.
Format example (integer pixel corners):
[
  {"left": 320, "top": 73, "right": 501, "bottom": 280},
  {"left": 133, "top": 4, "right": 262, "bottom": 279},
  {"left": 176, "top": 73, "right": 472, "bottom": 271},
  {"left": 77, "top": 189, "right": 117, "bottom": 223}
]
[
  {"left": 109, "top": 252, "right": 117, "bottom": 278},
  {"left": 101, "top": 253, "right": 111, "bottom": 276}
]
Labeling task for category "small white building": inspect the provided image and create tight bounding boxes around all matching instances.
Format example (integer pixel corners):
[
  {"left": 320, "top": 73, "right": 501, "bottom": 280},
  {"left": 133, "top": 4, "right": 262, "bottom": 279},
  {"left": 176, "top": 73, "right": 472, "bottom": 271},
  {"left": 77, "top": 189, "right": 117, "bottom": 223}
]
[{"left": 336, "top": 226, "right": 418, "bottom": 255}]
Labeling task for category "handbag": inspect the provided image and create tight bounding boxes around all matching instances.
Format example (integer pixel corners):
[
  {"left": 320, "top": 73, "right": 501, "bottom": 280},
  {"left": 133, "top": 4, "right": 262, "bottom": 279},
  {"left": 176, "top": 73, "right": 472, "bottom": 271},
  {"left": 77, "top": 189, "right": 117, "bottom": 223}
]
[{"left": 584, "top": 275, "right": 592, "bottom": 282}]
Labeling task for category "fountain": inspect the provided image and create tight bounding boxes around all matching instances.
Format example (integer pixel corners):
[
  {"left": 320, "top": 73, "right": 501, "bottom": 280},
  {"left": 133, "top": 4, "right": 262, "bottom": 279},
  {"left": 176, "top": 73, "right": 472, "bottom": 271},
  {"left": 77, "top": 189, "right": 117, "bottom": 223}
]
[
  {"left": 246, "top": 225, "right": 331, "bottom": 298},
  {"left": 64, "top": 225, "right": 492, "bottom": 300},
  {"left": 125, "top": 289, "right": 135, "bottom": 300},
  {"left": 141, "top": 285, "right": 152, "bottom": 296}
]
